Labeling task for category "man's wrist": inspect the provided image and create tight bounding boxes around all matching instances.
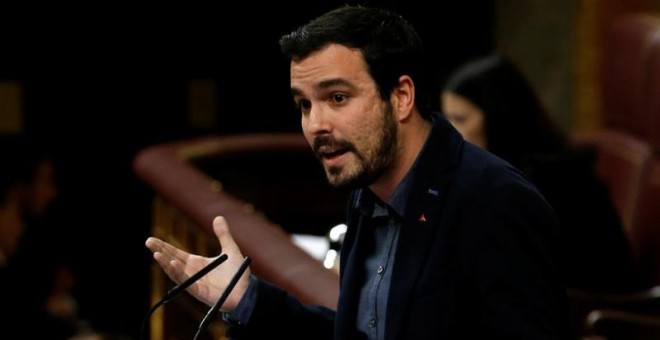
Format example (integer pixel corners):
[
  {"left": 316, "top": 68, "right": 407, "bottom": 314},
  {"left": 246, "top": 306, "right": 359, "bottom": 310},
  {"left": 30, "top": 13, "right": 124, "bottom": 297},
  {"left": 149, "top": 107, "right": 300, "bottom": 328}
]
[{"left": 223, "top": 275, "right": 258, "bottom": 327}]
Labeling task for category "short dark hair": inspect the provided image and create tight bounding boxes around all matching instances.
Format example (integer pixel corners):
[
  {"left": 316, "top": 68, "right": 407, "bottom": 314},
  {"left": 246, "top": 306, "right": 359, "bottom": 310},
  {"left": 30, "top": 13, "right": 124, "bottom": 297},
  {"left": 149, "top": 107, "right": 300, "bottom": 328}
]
[{"left": 279, "top": 5, "right": 428, "bottom": 114}]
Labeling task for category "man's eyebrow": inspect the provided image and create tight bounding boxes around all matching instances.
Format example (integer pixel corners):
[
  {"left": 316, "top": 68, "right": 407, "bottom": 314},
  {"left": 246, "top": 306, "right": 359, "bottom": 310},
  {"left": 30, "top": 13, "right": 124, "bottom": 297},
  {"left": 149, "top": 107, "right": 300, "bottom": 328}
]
[
  {"left": 290, "top": 78, "right": 356, "bottom": 98},
  {"left": 291, "top": 87, "right": 303, "bottom": 97},
  {"left": 315, "top": 78, "right": 355, "bottom": 91}
]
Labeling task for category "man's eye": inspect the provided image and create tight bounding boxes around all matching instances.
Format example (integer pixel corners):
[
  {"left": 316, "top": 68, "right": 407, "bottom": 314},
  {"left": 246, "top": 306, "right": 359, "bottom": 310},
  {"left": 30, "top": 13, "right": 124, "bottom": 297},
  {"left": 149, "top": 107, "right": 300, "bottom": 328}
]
[
  {"left": 332, "top": 94, "right": 347, "bottom": 104},
  {"left": 296, "top": 100, "right": 311, "bottom": 112}
]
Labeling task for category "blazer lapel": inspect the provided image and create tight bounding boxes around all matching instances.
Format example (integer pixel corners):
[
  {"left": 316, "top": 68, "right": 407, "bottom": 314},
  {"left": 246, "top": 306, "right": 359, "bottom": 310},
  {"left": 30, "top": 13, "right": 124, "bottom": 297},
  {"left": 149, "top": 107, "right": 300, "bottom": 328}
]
[
  {"left": 383, "top": 181, "right": 449, "bottom": 339},
  {"left": 384, "top": 114, "right": 463, "bottom": 339}
]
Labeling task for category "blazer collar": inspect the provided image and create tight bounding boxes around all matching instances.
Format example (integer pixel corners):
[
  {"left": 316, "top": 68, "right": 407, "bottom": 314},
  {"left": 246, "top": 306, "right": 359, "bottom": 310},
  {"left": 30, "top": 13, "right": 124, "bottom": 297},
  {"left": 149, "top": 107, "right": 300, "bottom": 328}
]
[{"left": 384, "top": 113, "right": 464, "bottom": 339}]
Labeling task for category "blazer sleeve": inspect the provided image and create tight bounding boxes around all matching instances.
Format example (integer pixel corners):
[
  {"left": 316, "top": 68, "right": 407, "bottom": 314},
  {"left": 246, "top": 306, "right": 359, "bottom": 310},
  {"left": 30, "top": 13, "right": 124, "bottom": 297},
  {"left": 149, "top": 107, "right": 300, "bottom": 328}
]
[
  {"left": 226, "top": 278, "right": 335, "bottom": 339},
  {"left": 470, "top": 173, "right": 569, "bottom": 339}
]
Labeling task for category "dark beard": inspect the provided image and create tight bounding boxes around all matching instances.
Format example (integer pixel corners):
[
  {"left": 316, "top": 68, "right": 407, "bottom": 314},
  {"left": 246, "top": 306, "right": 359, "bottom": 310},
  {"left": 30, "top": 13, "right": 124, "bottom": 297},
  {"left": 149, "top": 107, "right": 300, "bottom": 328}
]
[
  {"left": 365, "top": 102, "right": 397, "bottom": 185},
  {"left": 313, "top": 102, "right": 398, "bottom": 189}
]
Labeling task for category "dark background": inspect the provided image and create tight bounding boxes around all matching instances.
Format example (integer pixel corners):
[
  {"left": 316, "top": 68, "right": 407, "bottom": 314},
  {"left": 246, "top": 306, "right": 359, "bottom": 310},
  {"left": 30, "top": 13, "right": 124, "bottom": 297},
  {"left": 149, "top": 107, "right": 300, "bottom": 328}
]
[{"left": 0, "top": 1, "right": 493, "bottom": 336}]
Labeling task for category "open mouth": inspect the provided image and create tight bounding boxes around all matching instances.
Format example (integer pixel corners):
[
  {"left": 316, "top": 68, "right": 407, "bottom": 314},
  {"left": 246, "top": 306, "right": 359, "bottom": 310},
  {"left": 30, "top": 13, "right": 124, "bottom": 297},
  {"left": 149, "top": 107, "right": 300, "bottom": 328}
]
[
  {"left": 320, "top": 147, "right": 348, "bottom": 160},
  {"left": 317, "top": 146, "right": 351, "bottom": 167}
]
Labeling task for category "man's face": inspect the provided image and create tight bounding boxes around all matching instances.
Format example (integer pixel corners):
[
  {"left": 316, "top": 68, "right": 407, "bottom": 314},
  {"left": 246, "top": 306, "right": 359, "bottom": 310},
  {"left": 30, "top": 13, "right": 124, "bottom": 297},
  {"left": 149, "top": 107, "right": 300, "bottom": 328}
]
[{"left": 291, "top": 44, "right": 398, "bottom": 188}]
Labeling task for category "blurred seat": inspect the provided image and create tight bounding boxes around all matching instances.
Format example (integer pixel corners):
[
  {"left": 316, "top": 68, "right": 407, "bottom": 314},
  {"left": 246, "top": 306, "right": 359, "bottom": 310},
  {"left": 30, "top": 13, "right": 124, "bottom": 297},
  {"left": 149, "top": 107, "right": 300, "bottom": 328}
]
[
  {"left": 567, "top": 129, "right": 653, "bottom": 338},
  {"left": 601, "top": 14, "right": 660, "bottom": 137},
  {"left": 571, "top": 129, "right": 652, "bottom": 233},
  {"left": 569, "top": 12, "right": 660, "bottom": 339},
  {"left": 644, "top": 26, "right": 660, "bottom": 152},
  {"left": 633, "top": 159, "right": 660, "bottom": 285}
]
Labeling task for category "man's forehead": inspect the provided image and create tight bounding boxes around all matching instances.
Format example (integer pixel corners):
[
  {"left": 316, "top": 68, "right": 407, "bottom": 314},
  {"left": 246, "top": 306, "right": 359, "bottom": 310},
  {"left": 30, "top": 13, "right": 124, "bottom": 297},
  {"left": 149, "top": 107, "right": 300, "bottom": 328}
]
[{"left": 290, "top": 47, "right": 371, "bottom": 96}]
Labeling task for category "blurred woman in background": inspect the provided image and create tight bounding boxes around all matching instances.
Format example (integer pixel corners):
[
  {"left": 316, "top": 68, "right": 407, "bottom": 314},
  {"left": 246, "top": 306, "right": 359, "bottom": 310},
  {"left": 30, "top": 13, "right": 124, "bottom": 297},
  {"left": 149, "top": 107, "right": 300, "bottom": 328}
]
[{"left": 441, "top": 53, "right": 644, "bottom": 293}]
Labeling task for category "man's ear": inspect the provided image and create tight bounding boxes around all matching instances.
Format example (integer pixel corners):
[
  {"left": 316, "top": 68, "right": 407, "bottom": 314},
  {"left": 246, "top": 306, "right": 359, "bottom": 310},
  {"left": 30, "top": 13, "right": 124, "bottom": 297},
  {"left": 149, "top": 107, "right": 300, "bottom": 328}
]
[{"left": 391, "top": 75, "right": 415, "bottom": 121}]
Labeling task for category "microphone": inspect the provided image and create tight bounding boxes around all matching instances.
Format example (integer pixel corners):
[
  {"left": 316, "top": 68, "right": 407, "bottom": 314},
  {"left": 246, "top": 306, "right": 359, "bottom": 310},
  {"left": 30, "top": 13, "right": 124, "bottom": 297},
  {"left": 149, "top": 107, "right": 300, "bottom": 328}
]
[
  {"left": 140, "top": 253, "right": 229, "bottom": 340},
  {"left": 160, "top": 254, "right": 229, "bottom": 304},
  {"left": 193, "top": 256, "right": 252, "bottom": 340}
]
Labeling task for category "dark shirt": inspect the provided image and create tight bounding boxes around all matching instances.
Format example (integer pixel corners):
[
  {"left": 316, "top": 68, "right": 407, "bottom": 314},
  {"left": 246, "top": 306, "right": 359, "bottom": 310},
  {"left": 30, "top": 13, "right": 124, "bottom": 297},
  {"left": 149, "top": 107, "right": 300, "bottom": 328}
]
[
  {"left": 226, "top": 179, "right": 412, "bottom": 338},
  {"left": 353, "top": 115, "right": 430, "bottom": 339},
  {"left": 355, "top": 200, "right": 398, "bottom": 339}
]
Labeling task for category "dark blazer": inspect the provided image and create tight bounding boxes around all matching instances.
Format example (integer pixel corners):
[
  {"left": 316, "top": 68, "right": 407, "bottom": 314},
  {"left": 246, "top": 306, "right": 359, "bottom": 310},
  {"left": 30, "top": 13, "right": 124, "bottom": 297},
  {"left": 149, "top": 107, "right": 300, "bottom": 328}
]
[{"left": 229, "top": 114, "right": 568, "bottom": 339}]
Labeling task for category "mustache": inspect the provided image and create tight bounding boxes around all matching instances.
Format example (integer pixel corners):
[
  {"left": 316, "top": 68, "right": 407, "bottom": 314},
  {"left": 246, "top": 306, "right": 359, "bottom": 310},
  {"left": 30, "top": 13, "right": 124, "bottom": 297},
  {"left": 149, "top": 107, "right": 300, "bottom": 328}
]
[{"left": 312, "top": 135, "right": 355, "bottom": 156}]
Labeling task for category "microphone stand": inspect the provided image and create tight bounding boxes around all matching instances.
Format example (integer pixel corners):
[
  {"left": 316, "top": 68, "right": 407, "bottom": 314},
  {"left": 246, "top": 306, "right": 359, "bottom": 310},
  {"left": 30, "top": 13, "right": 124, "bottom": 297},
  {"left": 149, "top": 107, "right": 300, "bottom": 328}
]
[{"left": 193, "top": 256, "right": 252, "bottom": 340}]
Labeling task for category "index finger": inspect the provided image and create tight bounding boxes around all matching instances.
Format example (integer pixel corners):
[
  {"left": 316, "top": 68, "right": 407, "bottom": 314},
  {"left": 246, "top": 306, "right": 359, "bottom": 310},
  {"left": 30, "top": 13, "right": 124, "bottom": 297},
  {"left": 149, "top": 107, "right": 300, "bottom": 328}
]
[{"left": 145, "top": 237, "right": 192, "bottom": 264}]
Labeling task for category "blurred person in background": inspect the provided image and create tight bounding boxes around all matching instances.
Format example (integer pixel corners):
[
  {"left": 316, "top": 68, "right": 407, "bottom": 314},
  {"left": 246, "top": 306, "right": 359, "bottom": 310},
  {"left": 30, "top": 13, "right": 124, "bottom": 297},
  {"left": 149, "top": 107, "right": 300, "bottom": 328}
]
[
  {"left": 441, "top": 53, "right": 643, "bottom": 293},
  {"left": 0, "top": 135, "right": 101, "bottom": 339}
]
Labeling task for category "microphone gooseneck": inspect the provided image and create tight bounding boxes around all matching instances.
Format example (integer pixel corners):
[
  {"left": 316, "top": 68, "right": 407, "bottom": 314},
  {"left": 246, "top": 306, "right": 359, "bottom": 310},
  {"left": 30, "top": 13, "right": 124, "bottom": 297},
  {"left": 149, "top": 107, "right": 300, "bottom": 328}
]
[
  {"left": 193, "top": 256, "right": 252, "bottom": 340},
  {"left": 161, "top": 254, "right": 229, "bottom": 304},
  {"left": 140, "top": 253, "right": 229, "bottom": 340}
]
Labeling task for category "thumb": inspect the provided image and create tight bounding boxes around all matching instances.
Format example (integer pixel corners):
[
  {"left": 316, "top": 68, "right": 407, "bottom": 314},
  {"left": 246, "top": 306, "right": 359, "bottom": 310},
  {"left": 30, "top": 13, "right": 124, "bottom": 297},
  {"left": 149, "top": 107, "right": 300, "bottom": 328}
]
[{"left": 213, "top": 216, "right": 243, "bottom": 258}]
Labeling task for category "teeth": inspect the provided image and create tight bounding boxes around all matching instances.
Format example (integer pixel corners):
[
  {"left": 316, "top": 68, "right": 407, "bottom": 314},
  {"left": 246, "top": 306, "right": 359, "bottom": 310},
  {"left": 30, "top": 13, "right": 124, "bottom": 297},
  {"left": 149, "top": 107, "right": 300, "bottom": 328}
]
[
  {"left": 322, "top": 149, "right": 342, "bottom": 157},
  {"left": 319, "top": 146, "right": 336, "bottom": 154}
]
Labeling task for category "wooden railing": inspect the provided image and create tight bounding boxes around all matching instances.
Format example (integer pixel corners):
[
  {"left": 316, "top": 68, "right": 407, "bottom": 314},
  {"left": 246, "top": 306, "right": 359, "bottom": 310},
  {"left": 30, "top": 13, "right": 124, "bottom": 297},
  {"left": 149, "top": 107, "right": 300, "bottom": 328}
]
[{"left": 133, "top": 133, "right": 345, "bottom": 339}]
